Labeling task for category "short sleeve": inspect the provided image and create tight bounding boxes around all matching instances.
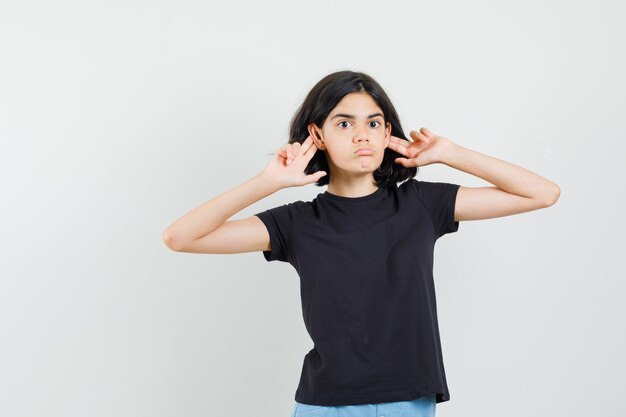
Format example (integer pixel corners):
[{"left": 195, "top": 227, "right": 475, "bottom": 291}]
[
  {"left": 254, "top": 201, "right": 304, "bottom": 263},
  {"left": 411, "top": 179, "right": 461, "bottom": 239}
]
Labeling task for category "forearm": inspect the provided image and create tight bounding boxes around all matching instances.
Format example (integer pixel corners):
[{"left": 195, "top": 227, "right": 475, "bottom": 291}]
[
  {"left": 440, "top": 142, "right": 560, "bottom": 202},
  {"left": 163, "top": 172, "right": 280, "bottom": 244}
]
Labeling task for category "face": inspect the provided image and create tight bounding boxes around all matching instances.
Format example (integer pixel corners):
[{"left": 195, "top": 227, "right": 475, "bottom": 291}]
[{"left": 308, "top": 92, "right": 391, "bottom": 179}]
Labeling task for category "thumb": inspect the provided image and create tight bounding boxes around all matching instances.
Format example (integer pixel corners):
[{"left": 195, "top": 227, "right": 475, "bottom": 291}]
[
  {"left": 306, "top": 171, "right": 327, "bottom": 183},
  {"left": 395, "top": 157, "right": 418, "bottom": 168},
  {"left": 394, "top": 157, "right": 408, "bottom": 166}
]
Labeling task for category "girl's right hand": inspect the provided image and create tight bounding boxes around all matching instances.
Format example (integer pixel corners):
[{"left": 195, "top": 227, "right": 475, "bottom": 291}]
[{"left": 260, "top": 135, "right": 327, "bottom": 190}]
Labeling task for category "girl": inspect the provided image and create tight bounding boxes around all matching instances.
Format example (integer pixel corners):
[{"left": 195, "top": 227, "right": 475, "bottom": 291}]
[{"left": 163, "top": 71, "right": 560, "bottom": 417}]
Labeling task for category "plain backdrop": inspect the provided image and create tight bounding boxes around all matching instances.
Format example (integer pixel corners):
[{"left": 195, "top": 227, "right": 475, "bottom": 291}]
[{"left": 1, "top": 1, "right": 624, "bottom": 416}]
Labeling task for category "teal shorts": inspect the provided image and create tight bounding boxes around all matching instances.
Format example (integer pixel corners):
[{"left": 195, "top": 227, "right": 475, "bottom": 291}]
[{"left": 290, "top": 394, "right": 436, "bottom": 417}]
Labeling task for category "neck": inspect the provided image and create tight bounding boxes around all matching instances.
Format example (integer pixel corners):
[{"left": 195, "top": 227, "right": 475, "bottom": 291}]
[{"left": 326, "top": 173, "right": 378, "bottom": 198}]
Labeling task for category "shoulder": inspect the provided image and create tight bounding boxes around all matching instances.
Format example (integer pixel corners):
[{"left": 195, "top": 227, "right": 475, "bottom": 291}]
[
  {"left": 406, "top": 178, "right": 460, "bottom": 195},
  {"left": 400, "top": 178, "right": 461, "bottom": 212},
  {"left": 254, "top": 199, "right": 311, "bottom": 223}
]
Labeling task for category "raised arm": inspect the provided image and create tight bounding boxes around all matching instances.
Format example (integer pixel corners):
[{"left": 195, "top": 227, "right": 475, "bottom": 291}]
[
  {"left": 162, "top": 173, "right": 279, "bottom": 253},
  {"left": 442, "top": 141, "right": 560, "bottom": 221},
  {"left": 388, "top": 127, "right": 560, "bottom": 222},
  {"left": 162, "top": 136, "right": 326, "bottom": 253}
]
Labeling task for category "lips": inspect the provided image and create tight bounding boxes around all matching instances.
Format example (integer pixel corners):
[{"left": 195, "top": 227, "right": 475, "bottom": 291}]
[{"left": 354, "top": 147, "right": 374, "bottom": 156}]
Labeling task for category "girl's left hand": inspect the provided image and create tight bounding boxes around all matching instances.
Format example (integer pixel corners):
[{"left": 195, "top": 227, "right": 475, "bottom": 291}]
[{"left": 387, "top": 127, "right": 453, "bottom": 167}]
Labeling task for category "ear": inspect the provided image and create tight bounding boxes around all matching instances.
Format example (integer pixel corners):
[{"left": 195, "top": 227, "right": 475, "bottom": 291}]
[
  {"left": 384, "top": 121, "right": 391, "bottom": 148},
  {"left": 308, "top": 123, "right": 326, "bottom": 150}
]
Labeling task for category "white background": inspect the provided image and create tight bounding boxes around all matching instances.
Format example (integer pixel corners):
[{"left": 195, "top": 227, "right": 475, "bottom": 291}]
[{"left": 1, "top": 1, "right": 624, "bottom": 416}]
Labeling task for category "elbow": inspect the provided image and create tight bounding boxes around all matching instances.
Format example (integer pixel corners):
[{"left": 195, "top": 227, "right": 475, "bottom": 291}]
[
  {"left": 163, "top": 229, "right": 184, "bottom": 252},
  {"left": 544, "top": 184, "right": 561, "bottom": 207}
]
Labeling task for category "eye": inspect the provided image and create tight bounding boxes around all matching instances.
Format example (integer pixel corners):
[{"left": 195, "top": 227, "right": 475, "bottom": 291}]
[
  {"left": 338, "top": 121, "right": 351, "bottom": 128},
  {"left": 370, "top": 121, "right": 381, "bottom": 128}
]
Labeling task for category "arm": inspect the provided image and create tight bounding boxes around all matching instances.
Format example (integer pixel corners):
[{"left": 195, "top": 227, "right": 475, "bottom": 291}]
[
  {"left": 162, "top": 173, "right": 279, "bottom": 252},
  {"left": 442, "top": 143, "right": 561, "bottom": 221},
  {"left": 388, "top": 128, "right": 561, "bottom": 222},
  {"left": 162, "top": 135, "right": 326, "bottom": 253}
]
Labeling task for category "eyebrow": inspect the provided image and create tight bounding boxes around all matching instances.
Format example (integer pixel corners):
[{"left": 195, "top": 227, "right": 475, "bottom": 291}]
[{"left": 330, "top": 112, "right": 384, "bottom": 120}]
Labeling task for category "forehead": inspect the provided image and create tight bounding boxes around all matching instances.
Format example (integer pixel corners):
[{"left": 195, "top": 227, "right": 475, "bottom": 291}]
[{"left": 330, "top": 92, "right": 382, "bottom": 115}]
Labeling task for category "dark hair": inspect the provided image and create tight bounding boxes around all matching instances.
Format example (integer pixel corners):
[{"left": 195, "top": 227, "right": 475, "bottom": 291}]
[{"left": 288, "top": 70, "right": 418, "bottom": 189}]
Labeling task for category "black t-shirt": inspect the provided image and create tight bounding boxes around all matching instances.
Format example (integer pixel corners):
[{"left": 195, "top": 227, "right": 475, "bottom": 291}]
[{"left": 254, "top": 179, "right": 461, "bottom": 406}]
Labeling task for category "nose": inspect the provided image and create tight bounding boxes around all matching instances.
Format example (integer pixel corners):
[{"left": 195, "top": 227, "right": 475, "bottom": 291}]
[{"left": 353, "top": 124, "right": 370, "bottom": 143}]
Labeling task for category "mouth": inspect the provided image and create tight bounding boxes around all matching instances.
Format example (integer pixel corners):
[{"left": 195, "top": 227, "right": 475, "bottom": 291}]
[{"left": 354, "top": 147, "right": 374, "bottom": 156}]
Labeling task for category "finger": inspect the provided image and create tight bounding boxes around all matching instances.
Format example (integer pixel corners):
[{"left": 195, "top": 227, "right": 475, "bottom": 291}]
[
  {"left": 291, "top": 142, "right": 303, "bottom": 160},
  {"left": 387, "top": 141, "right": 406, "bottom": 155},
  {"left": 276, "top": 149, "right": 288, "bottom": 162},
  {"left": 388, "top": 138, "right": 413, "bottom": 155},
  {"left": 278, "top": 144, "right": 291, "bottom": 165},
  {"left": 290, "top": 142, "right": 303, "bottom": 164},
  {"left": 278, "top": 145, "right": 290, "bottom": 159},
  {"left": 386, "top": 141, "right": 409, "bottom": 157},
  {"left": 303, "top": 139, "right": 320, "bottom": 160},
  {"left": 420, "top": 127, "right": 433, "bottom": 138},
  {"left": 389, "top": 135, "right": 411, "bottom": 145},
  {"left": 284, "top": 143, "right": 299, "bottom": 165},
  {"left": 394, "top": 157, "right": 419, "bottom": 168},
  {"left": 298, "top": 135, "right": 314, "bottom": 157},
  {"left": 407, "top": 136, "right": 431, "bottom": 156},
  {"left": 410, "top": 130, "right": 431, "bottom": 145},
  {"left": 293, "top": 136, "right": 314, "bottom": 163},
  {"left": 304, "top": 170, "right": 327, "bottom": 184}
]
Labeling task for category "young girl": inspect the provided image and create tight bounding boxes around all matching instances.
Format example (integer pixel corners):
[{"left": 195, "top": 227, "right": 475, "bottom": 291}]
[{"left": 163, "top": 71, "right": 560, "bottom": 417}]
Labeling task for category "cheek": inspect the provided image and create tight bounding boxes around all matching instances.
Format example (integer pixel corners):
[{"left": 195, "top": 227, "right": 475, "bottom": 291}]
[{"left": 328, "top": 142, "right": 351, "bottom": 156}]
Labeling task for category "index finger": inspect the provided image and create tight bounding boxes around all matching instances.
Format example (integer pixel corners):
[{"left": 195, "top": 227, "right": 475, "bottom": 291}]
[
  {"left": 390, "top": 135, "right": 411, "bottom": 144},
  {"left": 297, "top": 135, "right": 315, "bottom": 156},
  {"left": 303, "top": 137, "right": 321, "bottom": 159}
]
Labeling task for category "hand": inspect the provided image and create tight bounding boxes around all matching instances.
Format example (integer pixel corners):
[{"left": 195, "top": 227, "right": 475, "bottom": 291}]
[
  {"left": 260, "top": 135, "right": 327, "bottom": 189},
  {"left": 387, "top": 127, "right": 453, "bottom": 167}
]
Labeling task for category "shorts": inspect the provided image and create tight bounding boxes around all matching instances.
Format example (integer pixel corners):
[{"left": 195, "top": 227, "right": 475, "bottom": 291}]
[{"left": 290, "top": 394, "right": 436, "bottom": 417}]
